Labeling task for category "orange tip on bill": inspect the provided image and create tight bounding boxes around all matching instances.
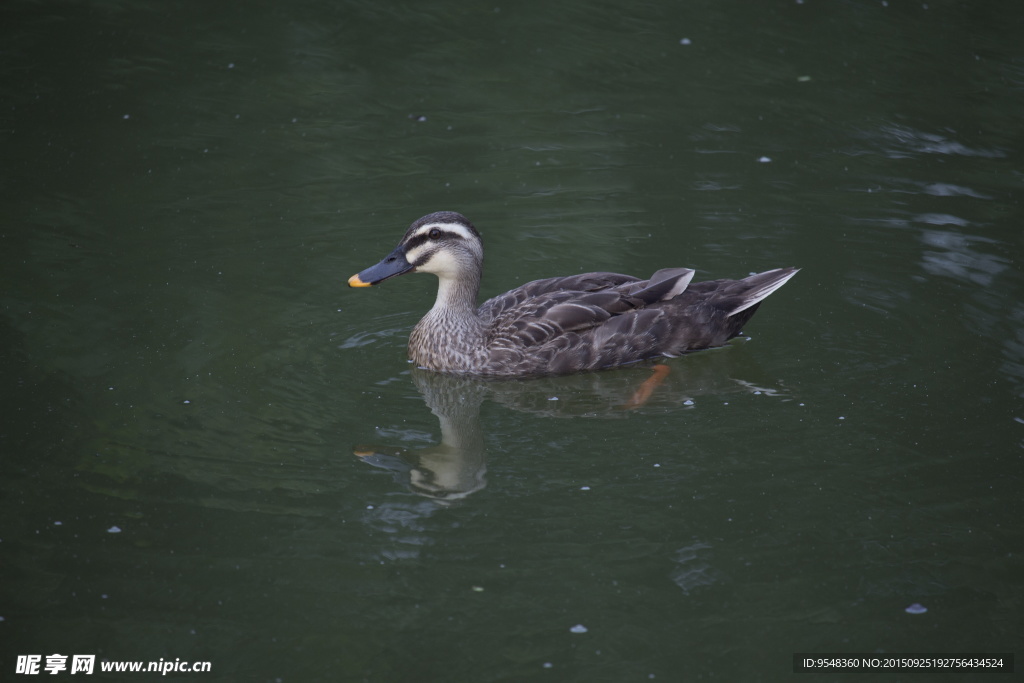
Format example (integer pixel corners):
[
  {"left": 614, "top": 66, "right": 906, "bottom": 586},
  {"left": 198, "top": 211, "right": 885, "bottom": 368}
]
[{"left": 348, "top": 274, "right": 372, "bottom": 287}]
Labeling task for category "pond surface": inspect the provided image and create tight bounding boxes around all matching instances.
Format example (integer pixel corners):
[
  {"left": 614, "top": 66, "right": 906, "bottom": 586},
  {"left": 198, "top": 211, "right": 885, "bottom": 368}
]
[{"left": 2, "top": 0, "right": 1022, "bottom": 681}]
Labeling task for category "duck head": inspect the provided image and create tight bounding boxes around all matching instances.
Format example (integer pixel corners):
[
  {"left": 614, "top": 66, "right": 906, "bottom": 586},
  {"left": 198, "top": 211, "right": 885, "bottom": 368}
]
[{"left": 348, "top": 211, "right": 483, "bottom": 287}]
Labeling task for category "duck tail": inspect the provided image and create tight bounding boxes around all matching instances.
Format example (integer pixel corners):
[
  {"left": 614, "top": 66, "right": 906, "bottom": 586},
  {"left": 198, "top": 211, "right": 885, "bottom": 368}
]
[{"left": 727, "top": 267, "right": 800, "bottom": 317}]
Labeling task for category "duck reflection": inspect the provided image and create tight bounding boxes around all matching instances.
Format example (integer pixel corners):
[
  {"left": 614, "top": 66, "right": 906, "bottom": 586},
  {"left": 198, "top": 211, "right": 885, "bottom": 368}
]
[
  {"left": 354, "top": 347, "right": 788, "bottom": 501},
  {"left": 355, "top": 371, "right": 488, "bottom": 502}
]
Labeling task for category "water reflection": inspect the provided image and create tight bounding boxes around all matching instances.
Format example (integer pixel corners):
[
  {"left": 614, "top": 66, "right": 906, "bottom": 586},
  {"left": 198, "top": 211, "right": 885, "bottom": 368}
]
[
  {"left": 354, "top": 347, "right": 789, "bottom": 501},
  {"left": 919, "top": 228, "right": 1008, "bottom": 287},
  {"left": 355, "top": 371, "right": 488, "bottom": 503},
  {"left": 671, "top": 542, "right": 718, "bottom": 595},
  {"left": 869, "top": 123, "right": 1007, "bottom": 160}
]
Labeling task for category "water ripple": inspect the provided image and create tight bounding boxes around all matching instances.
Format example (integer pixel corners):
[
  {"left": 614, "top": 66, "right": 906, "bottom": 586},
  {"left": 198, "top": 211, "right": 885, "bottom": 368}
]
[
  {"left": 919, "top": 229, "right": 1009, "bottom": 287},
  {"left": 874, "top": 123, "right": 1007, "bottom": 159}
]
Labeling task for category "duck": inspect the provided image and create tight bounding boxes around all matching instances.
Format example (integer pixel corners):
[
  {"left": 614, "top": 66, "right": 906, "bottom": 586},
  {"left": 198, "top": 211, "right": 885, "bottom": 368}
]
[{"left": 348, "top": 211, "right": 798, "bottom": 377}]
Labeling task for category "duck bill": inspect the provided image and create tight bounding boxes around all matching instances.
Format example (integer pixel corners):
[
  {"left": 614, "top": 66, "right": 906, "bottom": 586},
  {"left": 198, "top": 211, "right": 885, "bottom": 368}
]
[{"left": 348, "top": 245, "right": 415, "bottom": 287}]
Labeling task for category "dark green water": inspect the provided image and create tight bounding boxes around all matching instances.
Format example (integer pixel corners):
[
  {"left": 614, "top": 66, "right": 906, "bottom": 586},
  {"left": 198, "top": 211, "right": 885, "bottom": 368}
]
[{"left": 2, "top": 1, "right": 1022, "bottom": 681}]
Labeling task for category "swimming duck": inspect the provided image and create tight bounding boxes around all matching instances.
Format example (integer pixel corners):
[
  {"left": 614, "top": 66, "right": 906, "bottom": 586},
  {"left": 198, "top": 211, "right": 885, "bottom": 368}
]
[{"left": 348, "top": 211, "right": 798, "bottom": 377}]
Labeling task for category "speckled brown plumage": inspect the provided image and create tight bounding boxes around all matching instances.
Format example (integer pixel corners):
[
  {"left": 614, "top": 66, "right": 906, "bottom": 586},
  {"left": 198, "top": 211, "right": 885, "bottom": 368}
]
[{"left": 349, "top": 211, "right": 798, "bottom": 377}]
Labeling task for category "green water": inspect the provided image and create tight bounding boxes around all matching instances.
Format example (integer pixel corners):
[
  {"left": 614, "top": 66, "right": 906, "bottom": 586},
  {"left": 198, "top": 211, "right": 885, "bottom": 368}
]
[{"left": 2, "top": 1, "right": 1022, "bottom": 681}]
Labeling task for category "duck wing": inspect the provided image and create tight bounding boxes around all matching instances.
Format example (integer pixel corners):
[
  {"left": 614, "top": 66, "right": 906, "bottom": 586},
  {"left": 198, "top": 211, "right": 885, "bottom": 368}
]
[
  {"left": 477, "top": 272, "right": 641, "bottom": 323},
  {"left": 477, "top": 269, "right": 699, "bottom": 375},
  {"left": 476, "top": 267, "right": 797, "bottom": 376}
]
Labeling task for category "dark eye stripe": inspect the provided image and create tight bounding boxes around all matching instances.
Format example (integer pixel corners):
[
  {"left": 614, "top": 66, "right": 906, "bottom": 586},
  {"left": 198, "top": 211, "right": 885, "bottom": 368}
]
[{"left": 406, "top": 228, "right": 461, "bottom": 251}]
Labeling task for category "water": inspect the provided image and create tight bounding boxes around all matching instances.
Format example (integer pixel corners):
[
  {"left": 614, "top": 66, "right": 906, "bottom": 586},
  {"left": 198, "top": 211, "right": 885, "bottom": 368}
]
[{"left": 3, "top": 1, "right": 1022, "bottom": 680}]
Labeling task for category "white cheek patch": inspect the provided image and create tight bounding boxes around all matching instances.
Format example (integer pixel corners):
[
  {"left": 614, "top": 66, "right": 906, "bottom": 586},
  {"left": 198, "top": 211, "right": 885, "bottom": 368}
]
[
  {"left": 411, "top": 221, "right": 476, "bottom": 242},
  {"left": 404, "top": 242, "right": 430, "bottom": 265},
  {"left": 414, "top": 247, "right": 462, "bottom": 277}
]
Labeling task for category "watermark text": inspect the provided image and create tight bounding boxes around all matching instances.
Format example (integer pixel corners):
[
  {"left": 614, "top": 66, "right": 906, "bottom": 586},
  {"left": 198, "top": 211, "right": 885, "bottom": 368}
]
[{"left": 16, "top": 654, "right": 212, "bottom": 676}]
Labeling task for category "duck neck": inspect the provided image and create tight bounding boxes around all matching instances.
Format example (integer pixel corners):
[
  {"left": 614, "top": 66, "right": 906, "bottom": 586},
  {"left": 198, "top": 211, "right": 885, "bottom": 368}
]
[
  {"left": 409, "top": 271, "right": 487, "bottom": 372},
  {"left": 433, "top": 270, "right": 481, "bottom": 318}
]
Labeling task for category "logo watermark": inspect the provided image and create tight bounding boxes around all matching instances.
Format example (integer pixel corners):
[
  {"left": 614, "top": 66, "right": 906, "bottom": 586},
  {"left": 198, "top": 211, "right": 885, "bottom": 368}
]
[{"left": 16, "top": 655, "right": 212, "bottom": 676}]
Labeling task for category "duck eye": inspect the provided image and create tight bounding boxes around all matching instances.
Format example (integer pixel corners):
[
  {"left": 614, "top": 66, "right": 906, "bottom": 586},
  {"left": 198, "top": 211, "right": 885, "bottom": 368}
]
[{"left": 428, "top": 228, "right": 442, "bottom": 240}]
